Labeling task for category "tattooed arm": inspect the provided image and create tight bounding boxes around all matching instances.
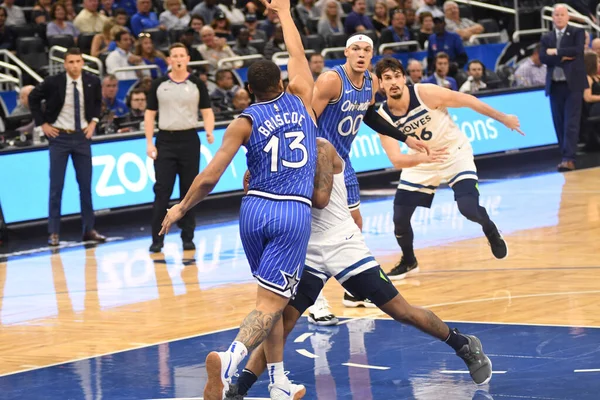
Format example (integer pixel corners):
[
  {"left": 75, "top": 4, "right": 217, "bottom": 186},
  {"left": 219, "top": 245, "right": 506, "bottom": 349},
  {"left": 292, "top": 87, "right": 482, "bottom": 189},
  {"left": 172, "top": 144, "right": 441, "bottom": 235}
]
[{"left": 312, "top": 138, "right": 338, "bottom": 209}]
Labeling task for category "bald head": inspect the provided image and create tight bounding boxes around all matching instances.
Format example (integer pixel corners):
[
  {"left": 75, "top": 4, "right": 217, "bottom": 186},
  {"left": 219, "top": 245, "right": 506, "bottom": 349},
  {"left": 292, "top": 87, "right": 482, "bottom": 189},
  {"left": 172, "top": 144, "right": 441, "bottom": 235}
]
[
  {"left": 592, "top": 38, "right": 600, "bottom": 56},
  {"left": 407, "top": 59, "right": 423, "bottom": 83},
  {"left": 552, "top": 3, "right": 569, "bottom": 30}
]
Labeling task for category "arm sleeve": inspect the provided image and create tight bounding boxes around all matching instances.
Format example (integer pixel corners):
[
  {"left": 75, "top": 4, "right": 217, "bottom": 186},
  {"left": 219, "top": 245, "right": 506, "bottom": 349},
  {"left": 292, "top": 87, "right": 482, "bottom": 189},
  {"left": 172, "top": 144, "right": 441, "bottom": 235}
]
[
  {"left": 146, "top": 78, "right": 161, "bottom": 111},
  {"left": 363, "top": 105, "right": 408, "bottom": 142},
  {"left": 195, "top": 77, "right": 211, "bottom": 109}
]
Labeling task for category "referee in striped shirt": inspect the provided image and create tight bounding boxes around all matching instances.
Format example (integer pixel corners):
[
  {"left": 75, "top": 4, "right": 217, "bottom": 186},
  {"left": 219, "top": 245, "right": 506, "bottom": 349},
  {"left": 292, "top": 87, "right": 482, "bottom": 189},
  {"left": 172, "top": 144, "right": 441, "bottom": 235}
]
[{"left": 145, "top": 43, "right": 215, "bottom": 253}]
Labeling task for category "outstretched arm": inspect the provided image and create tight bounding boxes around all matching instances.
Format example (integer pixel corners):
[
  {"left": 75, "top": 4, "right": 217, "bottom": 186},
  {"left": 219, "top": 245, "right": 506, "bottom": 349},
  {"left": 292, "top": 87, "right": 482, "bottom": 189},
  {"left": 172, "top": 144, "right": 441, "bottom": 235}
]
[
  {"left": 417, "top": 83, "right": 524, "bottom": 135},
  {"left": 260, "top": 0, "right": 314, "bottom": 113},
  {"left": 159, "top": 117, "right": 251, "bottom": 234}
]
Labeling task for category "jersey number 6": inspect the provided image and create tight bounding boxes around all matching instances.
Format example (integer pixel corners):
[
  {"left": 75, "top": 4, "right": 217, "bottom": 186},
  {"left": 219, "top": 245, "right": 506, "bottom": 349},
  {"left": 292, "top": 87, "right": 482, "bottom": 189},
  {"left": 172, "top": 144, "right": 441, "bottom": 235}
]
[
  {"left": 263, "top": 131, "right": 308, "bottom": 172},
  {"left": 407, "top": 128, "right": 433, "bottom": 141}
]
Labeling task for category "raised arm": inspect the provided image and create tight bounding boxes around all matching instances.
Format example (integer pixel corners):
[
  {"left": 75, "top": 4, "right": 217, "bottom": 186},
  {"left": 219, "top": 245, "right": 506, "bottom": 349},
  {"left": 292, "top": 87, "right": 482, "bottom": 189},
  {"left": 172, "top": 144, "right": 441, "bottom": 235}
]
[
  {"left": 417, "top": 83, "right": 524, "bottom": 135},
  {"left": 260, "top": 0, "right": 314, "bottom": 113},
  {"left": 312, "top": 71, "right": 342, "bottom": 118},
  {"left": 159, "top": 117, "right": 251, "bottom": 234}
]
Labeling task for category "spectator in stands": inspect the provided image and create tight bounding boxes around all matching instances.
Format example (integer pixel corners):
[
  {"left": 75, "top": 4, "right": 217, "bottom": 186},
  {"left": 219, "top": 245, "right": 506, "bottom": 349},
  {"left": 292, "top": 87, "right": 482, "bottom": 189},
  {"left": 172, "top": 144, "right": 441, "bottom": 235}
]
[
  {"left": 114, "top": 8, "right": 129, "bottom": 27},
  {"left": 371, "top": 1, "right": 389, "bottom": 33},
  {"left": 540, "top": 3, "right": 587, "bottom": 172},
  {"left": 160, "top": 0, "right": 190, "bottom": 29},
  {"left": 191, "top": 0, "right": 218, "bottom": 25},
  {"left": 100, "top": 0, "right": 116, "bottom": 17},
  {"left": 263, "top": 23, "right": 286, "bottom": 59},
  {"left": 443, "top": 1, "right": 483, "bottom": 45},
  {"left": 317, "top": 0, "right": 344, "bottom": 38},
  {"left": 130, "top": 0, "right": 164, "bottom": 36},
  {"left": 0, "top": 7, "right": 14, "bottom": 50},
  {"left": 426, "top": 16, "right": 467, "bottom": 73},
  {"left": 309, "top": 53, "right": 326, "bottom": 80},
  {"left": 210, "top": 69, "right": 239, "bottom": 112},
  {"left": 514, "top": 44, "right": 547, "bottom": 87},
  {"left": 416, "top": 0, "right": 442, "bottom": 17},
  {"left": 405, "top": 7, "right": 417, "bottom": 29},
  {"left": 582, "top": 51, "right": 600, "bottom": 150},
  {"left": 232, "top": 28, "right": 258, "bottom": 57},
  {"left": 126, "top": 88, "right": 146, "bottom": 118},
  {"left": 189, "top": 14, "right": 205, "bottom": 44},
  {"left": 381, "top": 9, "right": 414, "bottom": 44},
  {"left": 135, "top": 33, "right": 168, "bottom": 78},
  {"left": 47, "top": 2, "right": 80, "bottom": 40},
  {"left": 179, "top": 27, "right": 204, "bottom": 62},
  {"left": 106, "top": 30, "right": 143, "bottom": 80},
  {"left": 134, "top": 75, "right": 153, "bottom": 93},
  {"left": 114, "top": 0, "right": 136, "bottom": 16},
  {"left": 406, "top": 59, "right": 423, "bottom": 83},
  {"left": 211, "top": 11, "right": 233, "bottom": 40},
  {"left": 75, "top": 0, "right": 108, "bottom": 33},
  {"left": 459, "top": 60, "right": 487, "bottom": 93},
  {"left": 245, "top": 14, "right": 267, "bottom": 41},
  {"left": 591, "top": 38, "right": 600, "bottom": 59},
  {"left": 422, "top": 52, "right": 457, "bottom": 90},
  {"left": 345, "top": 0, "right": 375, "bottom": 35},
  {"left": 232, "top": 88, "right": 250, "bottom": 111},
  {"left": 218, "top": 0, "right": 244, "bottom": 25},
  {"left": 11, "top": 85, "right": 34, "bottom": 116},
  {"left": 64, "top": 0, "right": 77, "bottom": 21},
  {"left": 415, "top": 11, "right": 433, "bottom": 49},
  {"left": 2, "top": 0, "right": 25, "bottom": 27},
  {"left": 102, "top": 74, "right": 129, "bottom": 117},
  {"left": 259, "top": 9, "right": 279, "bottom": 39},
  {"left": 296, "top": 0, "right": 321, "bottom": 29},
  {"left": 32, "top": 0, "right": 52, "bottom": 24},
  {"left": 198, "top": 26, "right": 239, "bottom": 73},
  {"left": 91, "top": 19, "right": 115, "bottom": 57}
]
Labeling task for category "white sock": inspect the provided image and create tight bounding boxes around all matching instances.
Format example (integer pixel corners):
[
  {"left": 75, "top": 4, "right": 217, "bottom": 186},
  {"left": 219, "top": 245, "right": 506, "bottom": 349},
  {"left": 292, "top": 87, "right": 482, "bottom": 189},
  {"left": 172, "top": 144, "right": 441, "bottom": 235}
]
[
  {"left": 226, "top": 341, "right": 248, "bottom": 370},
  {"left": 267, "top": 362, "right": 286, "bottom": 385}
]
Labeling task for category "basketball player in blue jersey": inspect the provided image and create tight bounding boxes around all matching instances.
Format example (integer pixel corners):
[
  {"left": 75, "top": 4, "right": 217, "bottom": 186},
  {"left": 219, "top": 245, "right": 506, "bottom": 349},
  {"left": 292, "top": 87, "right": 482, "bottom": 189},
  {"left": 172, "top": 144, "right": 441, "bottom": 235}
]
[
  {"left": 374, "top": 57, "right": 523, "bottom": 280},
  {"left": 310, "top": 34, "right": 430, "bottom": 311},
  {"left": 226, "top": 139, "right": 492, "bottom": 400},
  {"left": 159, "top": 0, "right": 316, "bottom": 398}
]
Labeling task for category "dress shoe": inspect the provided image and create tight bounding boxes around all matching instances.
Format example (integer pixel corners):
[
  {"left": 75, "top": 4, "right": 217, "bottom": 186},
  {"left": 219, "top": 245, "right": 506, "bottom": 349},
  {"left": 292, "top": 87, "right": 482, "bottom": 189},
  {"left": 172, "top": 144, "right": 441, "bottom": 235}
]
[
  {"left": 48, "top": 233, "right": 59, "bottom": 246},
  {"left": 557, "top": 160, "right": 575, "bottom": 172},
  {"left": 82, "top": 230, "right": 106, "bottom": 242},
  {"left": 149, "top": 241, "right": 164, "bottom": 253}
]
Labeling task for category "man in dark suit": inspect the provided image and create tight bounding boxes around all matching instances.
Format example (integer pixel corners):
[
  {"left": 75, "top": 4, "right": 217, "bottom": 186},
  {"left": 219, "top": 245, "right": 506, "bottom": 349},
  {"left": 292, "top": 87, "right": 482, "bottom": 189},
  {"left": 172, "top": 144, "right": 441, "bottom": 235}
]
[
  {"left": 29, "top": 47, "right": 106, "bottom": 246},
  {"left": 540, "top": 4, "right": 588, "bottom": 172}
]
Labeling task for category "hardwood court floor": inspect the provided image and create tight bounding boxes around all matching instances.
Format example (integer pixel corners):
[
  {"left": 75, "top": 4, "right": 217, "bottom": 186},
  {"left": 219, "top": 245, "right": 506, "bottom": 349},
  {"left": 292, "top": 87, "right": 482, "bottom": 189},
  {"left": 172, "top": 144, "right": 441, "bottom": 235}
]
[{"left": 0, "top": 168, "right": 599, "bottom": 378}]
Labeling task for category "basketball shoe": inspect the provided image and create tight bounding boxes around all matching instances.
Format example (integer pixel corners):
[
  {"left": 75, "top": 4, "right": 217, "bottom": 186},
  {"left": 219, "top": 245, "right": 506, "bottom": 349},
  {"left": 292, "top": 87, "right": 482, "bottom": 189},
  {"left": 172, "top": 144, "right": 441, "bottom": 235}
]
[
  {"left": 269, "top": 378, "right": 306, "bottom": 400},
  {"left": 387, "top": 256, "right": 419, "bottom": 281},
  {"left": 308, "top": 296, "right": 338, "bottom": 326},
  {"left": 455, "top": 332, "right": 493, "bottom": 385}
]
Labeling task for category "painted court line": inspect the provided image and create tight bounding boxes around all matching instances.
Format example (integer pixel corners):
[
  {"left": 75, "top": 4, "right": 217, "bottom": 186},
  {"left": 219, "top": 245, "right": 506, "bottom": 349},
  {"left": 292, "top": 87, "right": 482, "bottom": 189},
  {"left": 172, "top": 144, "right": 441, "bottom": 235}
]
[
  {"left": 296, "top": 349, "right": 319, "bottom": 359},
  {"left": 574, "top": 369, "right": 600, "bottom": 373},
  {"left": 440, "top": 370, "right": 506, "bottom": 374},
  {"left": 342, "top": 363, "right": 390, "bottom": 371},
  {"left": 293, "top": 332, "right": 313, "bottom": 343}
]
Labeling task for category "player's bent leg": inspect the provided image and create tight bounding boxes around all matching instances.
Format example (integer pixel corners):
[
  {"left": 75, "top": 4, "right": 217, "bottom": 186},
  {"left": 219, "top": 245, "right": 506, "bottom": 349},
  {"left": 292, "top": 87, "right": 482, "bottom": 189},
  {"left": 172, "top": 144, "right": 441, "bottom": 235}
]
[
  {"left": 452, "top": 179, "right": 508, "bottom": 259},
  {"left": 388, "top": 202, "right": 419, "bottom": 280}
]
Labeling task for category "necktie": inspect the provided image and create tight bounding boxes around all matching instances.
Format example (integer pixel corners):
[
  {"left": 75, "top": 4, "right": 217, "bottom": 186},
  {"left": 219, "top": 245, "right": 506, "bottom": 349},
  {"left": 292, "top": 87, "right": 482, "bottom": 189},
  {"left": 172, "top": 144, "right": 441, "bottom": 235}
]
[
  {"left": 552, "top": 31, "right": 566, "bottom": 81},
  {"left": 557, "top": 31, "right": 563, "bottom": 48},
  {"left": 73, "top": 81, "right": 82, "bottom": 132}
]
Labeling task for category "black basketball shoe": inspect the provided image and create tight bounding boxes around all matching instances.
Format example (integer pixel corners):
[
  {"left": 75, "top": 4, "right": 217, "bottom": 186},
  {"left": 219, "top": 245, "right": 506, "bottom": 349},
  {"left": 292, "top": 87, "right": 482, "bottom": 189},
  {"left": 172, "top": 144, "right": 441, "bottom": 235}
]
[
  {"left": 387, "top": 257, "right": 419, "bottom": 281},
  {"left": 485, "top": 227, "right": 508, "bottom": 259}
]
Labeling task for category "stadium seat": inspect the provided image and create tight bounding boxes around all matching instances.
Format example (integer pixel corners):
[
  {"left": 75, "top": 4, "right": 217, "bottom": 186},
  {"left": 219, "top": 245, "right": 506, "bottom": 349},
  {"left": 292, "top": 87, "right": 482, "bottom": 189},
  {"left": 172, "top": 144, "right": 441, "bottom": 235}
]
[
  {"left": 78, "top": 32, "right": 96, "bottom": 55},
  {"left": 16, "top": 37, "right": 47, "bottom": 73},
  {"left": 48, "top": 34, "right": 75, "bottom": 49},
  {"left": 9, "top": 24, "right": 38, "bottom": 40},
  {"left": 231, "top": 23, "right": 245, "bottom": 38},
  {"left": 459, "top": 4, "right": 473, "bottom": 20},
  {"left": 144, "top": 28, "right": 169, "bottom": 53},
  {"left": 249, "top": 39, "right": 266, "bottom": 55},
  {"left": 478, "top": 18, "right": 500, "bottom": 33},
  {"left": 327, "top": 32, "right": 347, "bottom": 48},
  {"left": 496, "top": 64, "right": 514, "bottom": 88},
  {"left": 169, "top": 27, "right": 186, "bottom": 44},
  {"left": 306, "top": 18, "right": 319, "bottom": 35},
  {"left": 454, "top": 69, "right": 468, "bottom": 89},
  {"left": 484, "top": 69, "right": 503, "bottom": 89},
  {"left": 306, "top": 34, "right": 325, "bottom": 53}
]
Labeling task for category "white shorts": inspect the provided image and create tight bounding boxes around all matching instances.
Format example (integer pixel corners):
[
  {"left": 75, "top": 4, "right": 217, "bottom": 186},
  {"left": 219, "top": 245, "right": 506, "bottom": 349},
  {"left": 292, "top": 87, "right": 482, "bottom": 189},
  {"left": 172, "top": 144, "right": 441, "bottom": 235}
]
[
  {"left": 398, "top": 148, "right": 478, "bottom": 196},
  {"left": 304, "top": 219, "right": 379, "bottom": 284}
]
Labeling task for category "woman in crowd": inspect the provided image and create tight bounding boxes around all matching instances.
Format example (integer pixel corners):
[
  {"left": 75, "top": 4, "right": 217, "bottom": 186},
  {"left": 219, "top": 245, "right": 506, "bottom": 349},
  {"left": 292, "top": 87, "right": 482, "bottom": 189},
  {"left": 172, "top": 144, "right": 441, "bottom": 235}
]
[
  {"left": 371, "top": 1, "right": 390, "bottom": 34},
  {"left": 317, "top": 0, "right": 344, "bottom": 38},
  {"left": 47, "top": 2, "right": 80, "bottom": 40},
  {"left": 135, "top": 33, "right": 168, "bottom": 78},
  {"left": 160, "top": 0, "right": 190, "bottom": 30}
]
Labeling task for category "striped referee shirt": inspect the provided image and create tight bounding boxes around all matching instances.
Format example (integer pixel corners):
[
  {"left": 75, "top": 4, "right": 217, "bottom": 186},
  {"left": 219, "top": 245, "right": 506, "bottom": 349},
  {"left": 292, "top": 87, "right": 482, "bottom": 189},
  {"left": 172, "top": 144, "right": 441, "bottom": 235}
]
[{"left": 147, "top": 73, "right": 211, "bottom": 131}]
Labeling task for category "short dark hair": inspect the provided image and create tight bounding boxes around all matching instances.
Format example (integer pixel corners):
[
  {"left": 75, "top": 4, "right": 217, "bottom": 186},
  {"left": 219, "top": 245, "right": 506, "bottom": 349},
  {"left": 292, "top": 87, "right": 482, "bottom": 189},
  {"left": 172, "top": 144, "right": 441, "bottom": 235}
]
[
  {"left": 189, "top": 13, "right": 205, "bottom": 25},
  {"left": 169, "top": 42, "right": 189, "bottom": 55},
  {"left": 435, "top": 51, "right": 450, "bottom": 63},
  {"left": 309, "top": 53, "right": 323, "bottom": 62},
  {"left": 419, "top": 11, "right": 432, "bottom": 24},
  {"left": 114, "top": 8, "right": 128, "bottom": 17},
  {"left": 215, "top": 69, "right": 233, "bottom": 82},
  {"left": 65, "top": 47, "right": 82, "bottom": 57},
  {"left": 247, "top": 60, "right": 282, "bottom": 98},
  {"left": 50, "top": 1, "right": 66, "bottom": 20},
  {"left": 103, "top": 74, "right": 118, "bottom": 83},
  {"left": 467, "top": 59, "right": 484, "bottom": 70},
  {"left": 115, "top": 29, "right": 130, "bottom": 42},
  {"left": 533, "top": 43, "right": 541, "bottom": 54},
  {"left": 375, "top": 57, "right": 406, "bottom": 79}
]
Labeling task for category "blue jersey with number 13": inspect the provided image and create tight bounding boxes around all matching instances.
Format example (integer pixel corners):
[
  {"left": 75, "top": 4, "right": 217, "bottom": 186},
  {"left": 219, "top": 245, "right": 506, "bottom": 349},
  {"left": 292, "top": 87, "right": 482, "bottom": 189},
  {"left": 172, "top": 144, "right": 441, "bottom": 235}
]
[{"left": 240, "top": 92, "right": 317, "bottom": 205}]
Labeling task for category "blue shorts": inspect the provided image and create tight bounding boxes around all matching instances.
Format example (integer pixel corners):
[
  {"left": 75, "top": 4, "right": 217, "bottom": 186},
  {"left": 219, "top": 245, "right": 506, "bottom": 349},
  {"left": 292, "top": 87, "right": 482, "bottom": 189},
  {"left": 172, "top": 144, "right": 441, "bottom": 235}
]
[
  {"left": 239, "top": 195, "right": 312, "bottom": 298},
  {"left": 343, "top": 158, "right": 360, "bottom": 210}
]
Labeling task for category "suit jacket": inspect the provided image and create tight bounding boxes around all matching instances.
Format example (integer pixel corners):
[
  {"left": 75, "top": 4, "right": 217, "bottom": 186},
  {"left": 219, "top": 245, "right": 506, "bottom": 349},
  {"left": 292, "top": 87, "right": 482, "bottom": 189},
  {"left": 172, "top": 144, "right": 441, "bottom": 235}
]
[
  {"left": 29, "top": 72, "right": 102, "bottom": 127},
  {"left": 422, "top": 74, "right": 458, "bottom": 91},
  {"left": 539, "top": 25, "right": 588, "bottom": 95}
]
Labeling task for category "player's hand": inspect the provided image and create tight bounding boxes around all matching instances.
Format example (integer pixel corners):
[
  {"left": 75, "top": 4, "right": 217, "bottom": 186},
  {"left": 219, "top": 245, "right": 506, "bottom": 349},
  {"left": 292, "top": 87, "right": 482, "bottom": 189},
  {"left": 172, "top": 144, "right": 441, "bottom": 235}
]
[
  {"left": 546, "top": 48, "right": 558, "bottom": 56},
  {"left": 423, "top": 147, "right": 449, "bottom": 163},
  {"left": 84, "top": 121, "right": 96, "bottom": 139},
  {"left": 502, "top": 114, "right": 525, "bottom": 135},
  {"left": 206, "top": 131, "right": 214, "bottom": 144},
  {"left": 405, "top": 136, "right": 430, "bottom": 155},
  {"left": 147, "top": 143, "right": 158, "bottom": 159},
  {"left": 159, "top": 204, "right": 185, "bottom": 235},
  {"left": 258, "top": 0, "right": 290, "bottom": 14},
  {"left": 243, "top": 170, "right": 250, "bottom": 194},
  {"left": 561, "top": 56, "right": 575, "bottom": 61}
]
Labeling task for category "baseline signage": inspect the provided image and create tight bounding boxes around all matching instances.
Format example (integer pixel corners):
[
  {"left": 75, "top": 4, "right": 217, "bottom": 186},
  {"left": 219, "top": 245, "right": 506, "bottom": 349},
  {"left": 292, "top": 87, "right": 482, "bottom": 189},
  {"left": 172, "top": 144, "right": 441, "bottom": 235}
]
[{"left": 0, "top": 89, "right": 556, "bottom": 224}]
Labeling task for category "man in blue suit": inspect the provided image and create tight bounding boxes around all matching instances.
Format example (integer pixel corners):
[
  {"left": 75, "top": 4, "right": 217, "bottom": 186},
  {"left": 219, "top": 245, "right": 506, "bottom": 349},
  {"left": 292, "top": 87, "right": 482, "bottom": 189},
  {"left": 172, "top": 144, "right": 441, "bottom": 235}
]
[
  {"left": 540, "top": 3, "right": 588, "bottom": 172},
  {"left": 422, "top": 52, "right": 458, "bottom": 91}
]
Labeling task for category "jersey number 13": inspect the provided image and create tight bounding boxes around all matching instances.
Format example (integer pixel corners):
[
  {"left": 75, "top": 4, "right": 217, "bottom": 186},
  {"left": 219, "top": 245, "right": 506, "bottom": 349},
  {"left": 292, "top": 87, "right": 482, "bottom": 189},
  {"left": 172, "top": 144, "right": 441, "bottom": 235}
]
[{"left": 263, "top": 131, "right": 308, "bottom": 172}]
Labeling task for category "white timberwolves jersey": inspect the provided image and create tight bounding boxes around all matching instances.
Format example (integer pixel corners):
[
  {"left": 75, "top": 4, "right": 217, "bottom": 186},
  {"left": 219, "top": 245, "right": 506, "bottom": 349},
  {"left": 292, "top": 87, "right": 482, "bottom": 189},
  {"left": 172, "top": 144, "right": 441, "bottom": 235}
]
[
  {"left": 311, "top": 159, "right": 352, "bottom": 233},
  {"left": 378, "top": 84, "right": 471, "bottom": 155}
]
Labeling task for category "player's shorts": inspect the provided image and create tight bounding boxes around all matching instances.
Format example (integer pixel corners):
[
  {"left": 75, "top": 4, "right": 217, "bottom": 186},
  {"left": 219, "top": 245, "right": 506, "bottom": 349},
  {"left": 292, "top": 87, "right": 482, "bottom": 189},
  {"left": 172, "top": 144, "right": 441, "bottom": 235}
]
[
  {"left": 289, "top": 219, "right": 398, "bottom": 313},
  {"left": 239, "top": 195, "right": 312, "bottom": 298},
  {"left": 343, "top": 157, "right": 360, "bottom": 211},
  {"left": 395, "top": 148, "right": 478, "bottom": 208}
]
